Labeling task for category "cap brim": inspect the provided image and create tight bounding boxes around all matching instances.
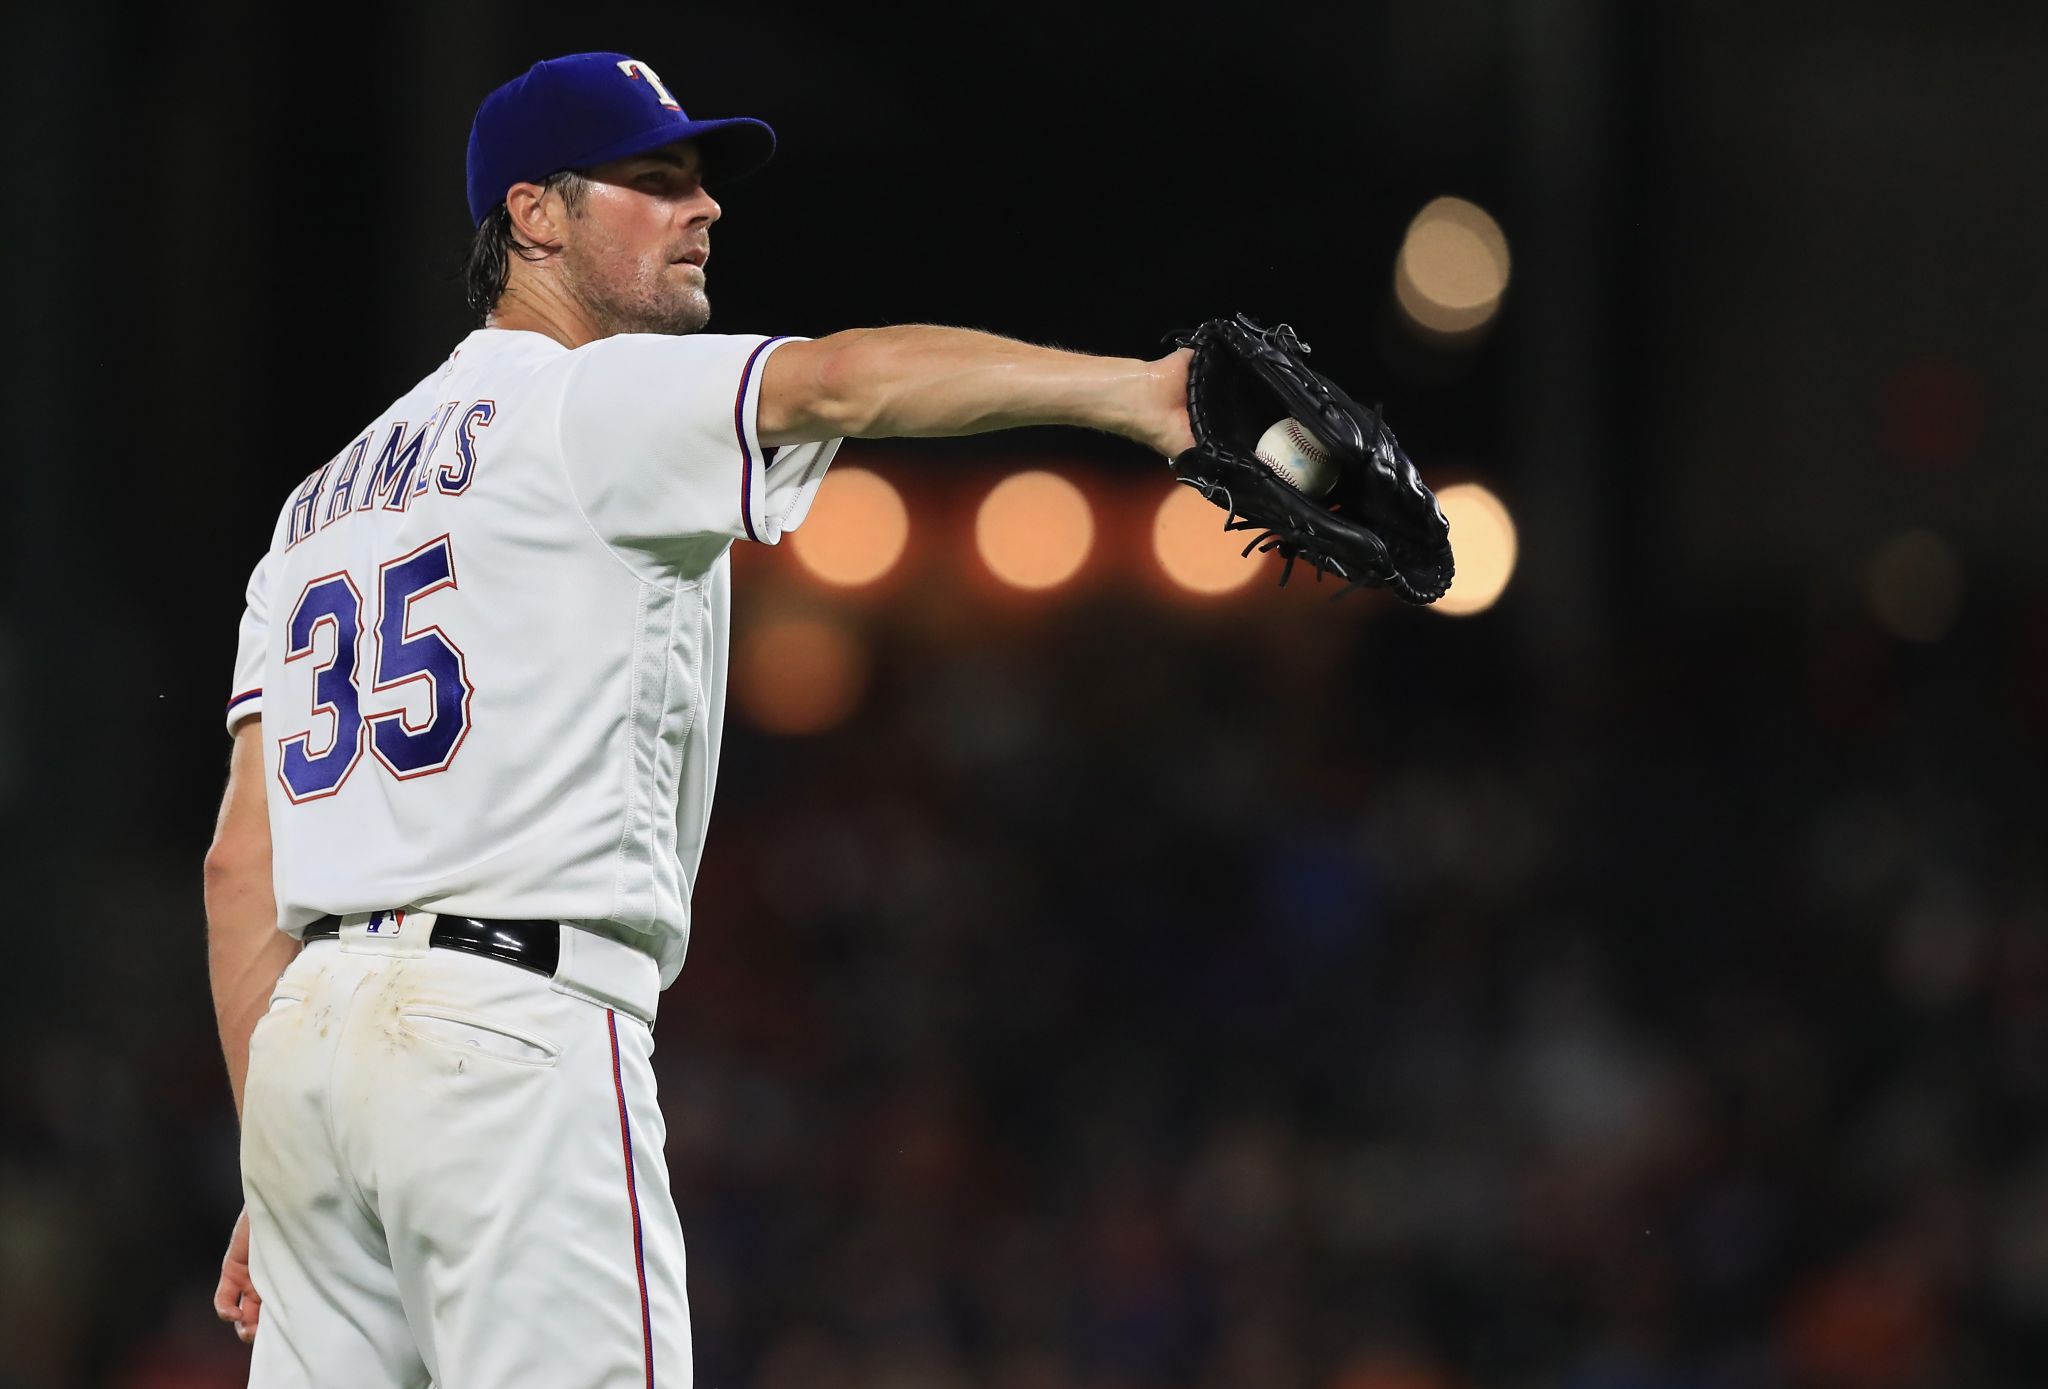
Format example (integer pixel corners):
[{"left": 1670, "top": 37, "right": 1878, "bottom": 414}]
[{"left": 570, "top": 115, "right": 777, "bottom": 184}]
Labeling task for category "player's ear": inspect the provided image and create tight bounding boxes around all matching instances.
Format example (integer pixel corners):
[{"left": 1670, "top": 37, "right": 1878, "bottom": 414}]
[{"left": 504, "top": 182, "right": 567, "bottom": 252}]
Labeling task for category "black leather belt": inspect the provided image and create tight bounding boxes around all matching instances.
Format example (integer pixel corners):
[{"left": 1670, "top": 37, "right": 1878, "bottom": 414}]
[{"left": 302, "top": 913, "right": 561, "bottom": 978}]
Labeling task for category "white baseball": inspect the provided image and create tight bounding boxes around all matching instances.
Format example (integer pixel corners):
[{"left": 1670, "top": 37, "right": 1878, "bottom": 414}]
[{"left": 1254, "top": 417, "right": 1338, "bottom": 496}]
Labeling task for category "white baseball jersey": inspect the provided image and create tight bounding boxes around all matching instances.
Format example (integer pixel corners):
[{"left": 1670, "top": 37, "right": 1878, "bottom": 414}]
[{"left": 226, "top": 327, "right": 840, "bottom": 986}]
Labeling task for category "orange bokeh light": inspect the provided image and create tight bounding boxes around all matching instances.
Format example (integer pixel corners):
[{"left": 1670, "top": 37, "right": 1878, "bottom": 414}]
[
  {"left": 1152, "top": 484, "right": 1261, "bottom": 595},
  {"left": 788, "top": 467, "right": 909, "bottom": 587},
  {"left": 1431, "top": 482, "right": 1517, "bottom": 616},
  {"left": 974, "top": 471, "right": 1094, "bottom": 590},
  {"left": 733, "top": 616, "right": 869, "bottom": 735}
]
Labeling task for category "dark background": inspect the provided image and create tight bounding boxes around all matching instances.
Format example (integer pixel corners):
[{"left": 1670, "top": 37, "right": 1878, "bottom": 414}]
[{"left": 4, "top": 1, "right": 2045, "bottom": 1385}]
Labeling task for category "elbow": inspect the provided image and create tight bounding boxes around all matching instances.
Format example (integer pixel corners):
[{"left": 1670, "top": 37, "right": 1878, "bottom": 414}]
[
  {"left": 808, "top": 331, "right": 884, "bottom": 438},
  {"left": 759, "top": 329, "right": 892, "bottom": 444},
  {"left": 202, "top": 833, "right": 266, "bottom": 911}
]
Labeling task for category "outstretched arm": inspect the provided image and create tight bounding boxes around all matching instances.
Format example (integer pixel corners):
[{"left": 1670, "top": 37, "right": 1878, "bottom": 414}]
[{"left": 757, "top": 326, "right": 1194, "bottom": 459}]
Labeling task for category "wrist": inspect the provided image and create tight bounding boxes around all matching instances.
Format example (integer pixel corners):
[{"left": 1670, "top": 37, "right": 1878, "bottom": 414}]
[
  {"left": 1094, "top": 356, "right": 1151, "bottom": 445},
  {"left": 1131, "top": 349, "right": 1194, "bottom": 458},
  {"left": 1083, "top": 356, "right": 1163, "bottom": 452}
]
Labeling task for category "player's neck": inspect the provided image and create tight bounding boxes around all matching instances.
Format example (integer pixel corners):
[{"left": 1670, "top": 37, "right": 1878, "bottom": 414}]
[{"left": 487, "top": 279, "right": 602, "bottom": 351}]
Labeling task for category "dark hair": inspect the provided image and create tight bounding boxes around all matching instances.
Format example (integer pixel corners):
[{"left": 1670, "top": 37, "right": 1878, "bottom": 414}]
[{"left": 463, "top": 170, "right": 591, "bottom": 321}]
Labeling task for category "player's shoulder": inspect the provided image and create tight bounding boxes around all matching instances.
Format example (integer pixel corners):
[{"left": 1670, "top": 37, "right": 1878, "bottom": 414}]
[
  {"left": 439, "top": 326, "right": 572, "bottom": 395},
  {"left": 411, "top": 326, "right": 785, "bottom": 393},
  {"left": 556, "top": 330, "right": 786, "bottom": 373},
  {"left": 461, "top": 324, "right": 573, "bottom": 364},
  {"left": 543, "top": 332, "right": 796, "bottom": 419}
]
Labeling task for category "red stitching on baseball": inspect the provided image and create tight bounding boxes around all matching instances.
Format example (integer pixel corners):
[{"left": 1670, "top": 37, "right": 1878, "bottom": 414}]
[{"left": 1283, "top": 420, "right": 1329, "bottom": 463}]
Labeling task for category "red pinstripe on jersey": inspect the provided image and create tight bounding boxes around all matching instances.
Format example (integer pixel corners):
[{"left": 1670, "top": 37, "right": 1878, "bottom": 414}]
[{"left": 608, "top": 1009, "right": 655, "bottom": 1387}]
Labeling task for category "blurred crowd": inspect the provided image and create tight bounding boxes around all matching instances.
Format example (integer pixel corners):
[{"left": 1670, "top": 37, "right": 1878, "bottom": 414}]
[{"left": 4, "top": 572, "right": 2044, "bottom": 1389}]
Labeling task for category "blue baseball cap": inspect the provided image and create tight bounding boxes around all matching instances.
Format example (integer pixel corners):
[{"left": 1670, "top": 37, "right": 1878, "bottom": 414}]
[{"left": 466, "top": 52, "right": 776, "bottom": 225}]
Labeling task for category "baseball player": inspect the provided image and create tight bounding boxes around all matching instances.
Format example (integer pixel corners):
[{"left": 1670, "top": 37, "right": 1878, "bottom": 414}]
[{"left": 205, "top": 51, "right": 1194, "bottom": 1388}]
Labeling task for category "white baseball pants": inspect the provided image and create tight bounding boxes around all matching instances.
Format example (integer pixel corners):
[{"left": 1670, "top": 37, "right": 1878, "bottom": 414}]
[{"left": 240, "top": 914, "right": 686, "bottom": 1388}]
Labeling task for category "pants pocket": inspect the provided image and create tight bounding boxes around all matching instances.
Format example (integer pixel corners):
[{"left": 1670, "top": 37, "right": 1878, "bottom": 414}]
[
  {"left": 247, "top": 990, "right": 305, "bottom": 1046},
  {"left": 399, "top": 1008, "right": 560, "bottom": 1068}
]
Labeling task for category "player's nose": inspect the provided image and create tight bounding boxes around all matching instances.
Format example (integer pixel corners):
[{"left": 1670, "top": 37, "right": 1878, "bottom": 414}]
[{"left": 686, "top": 189, "right": 722, "bottom": 229}]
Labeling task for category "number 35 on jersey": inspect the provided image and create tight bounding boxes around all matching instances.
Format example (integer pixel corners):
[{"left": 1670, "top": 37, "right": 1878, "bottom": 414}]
[{"left": 277, "top": 535, "right": 474, "bottom": 803}]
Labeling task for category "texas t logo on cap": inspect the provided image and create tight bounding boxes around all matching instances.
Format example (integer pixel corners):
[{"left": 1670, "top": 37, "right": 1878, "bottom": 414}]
[{"left": 616, "top": 58, "right": 682, "bottom": 110}]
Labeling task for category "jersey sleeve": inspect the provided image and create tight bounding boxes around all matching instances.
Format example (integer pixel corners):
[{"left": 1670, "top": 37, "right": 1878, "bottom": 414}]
[
  {"left": 553, "top": 333, "right": 843, "bottom": 561},
  {"left": 225, "top": 544, "right": 274, "bottom": 734}
]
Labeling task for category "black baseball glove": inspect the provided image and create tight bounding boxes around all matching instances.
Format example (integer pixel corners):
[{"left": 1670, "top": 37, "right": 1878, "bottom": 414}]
[{"left": 1167, "top": 315, "right": 1454, "bottom": 603}]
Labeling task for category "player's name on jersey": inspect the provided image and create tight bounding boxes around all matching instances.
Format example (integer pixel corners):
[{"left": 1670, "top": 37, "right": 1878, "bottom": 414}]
[{"left": 286, "top": 399, "right": 496, "bottom": 548}]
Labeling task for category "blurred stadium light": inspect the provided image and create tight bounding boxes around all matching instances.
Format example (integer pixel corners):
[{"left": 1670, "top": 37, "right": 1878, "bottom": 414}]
[
  {"left": 1395, "top": 196, "right": 1512, "bottom": 338},
  {"left": 733, "top": 615, "right": 869, "bottom": 734},
  {"left": 788, "top": 467, "right": 910, "bottom": 587},
  {"left": 1431, "top": 482, "right": 1518, "bottom": 616},
  {"left": 1152, "top": 483, "right": 1261, "bottom": 596},
  {"left": 975, "top": 470, "right": 1095, "bottom": 590}
]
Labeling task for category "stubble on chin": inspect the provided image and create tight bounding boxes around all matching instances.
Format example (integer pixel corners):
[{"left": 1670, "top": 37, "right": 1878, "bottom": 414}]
[{"left": 562, "top": 247, "right": 711, "bottom": 338}]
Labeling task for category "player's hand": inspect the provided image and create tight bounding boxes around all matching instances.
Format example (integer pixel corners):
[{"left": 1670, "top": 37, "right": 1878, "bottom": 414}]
[
  {"left": 1144, "top": 347, "right": 1197, "bottom": 459},
  {"left": 214, "top": 1204, "right": 262, "bottom": 1344}
]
